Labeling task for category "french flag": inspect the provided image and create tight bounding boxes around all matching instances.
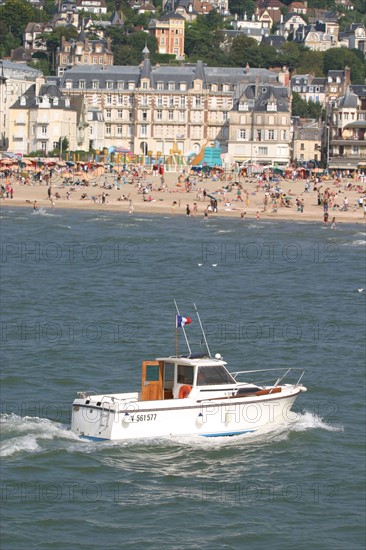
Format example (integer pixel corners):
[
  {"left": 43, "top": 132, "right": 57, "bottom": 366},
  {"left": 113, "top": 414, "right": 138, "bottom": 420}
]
[{"left": 176, "top": 315, "right": 192, "bottom": 328}]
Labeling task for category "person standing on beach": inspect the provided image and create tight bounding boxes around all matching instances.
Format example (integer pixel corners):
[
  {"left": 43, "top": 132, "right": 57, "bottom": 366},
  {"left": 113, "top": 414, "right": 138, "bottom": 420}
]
[
  {"left": 331, "top": 217, "right": 336, "bottom": 229},
  {"left": 186, "top": 204, "right": 191, "bottom": 217},
  {"left": 48, "top": 186, "right": 51, "bottom": 199},
  {"left": 33, "top": 201, "right": 38, "bottom": 211}
]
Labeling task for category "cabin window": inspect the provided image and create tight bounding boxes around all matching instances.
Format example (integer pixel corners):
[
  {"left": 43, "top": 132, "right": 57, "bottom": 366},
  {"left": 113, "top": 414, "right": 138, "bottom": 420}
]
[
  {"left": 177, "top": 365, "right": 194, "bottom": 385},
  {"left": 164, "top": 363, "right": 174, "bottom": 389},
  {"left": 196, "top": 366, "right": 235, "bottom": 386},
  {"left": 146, "top": 364, "right": 159, "bottom": 381}
]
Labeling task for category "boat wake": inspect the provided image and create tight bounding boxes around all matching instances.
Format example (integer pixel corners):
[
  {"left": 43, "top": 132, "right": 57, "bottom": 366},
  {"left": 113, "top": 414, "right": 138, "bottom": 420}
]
[
  {"left": 1, "top": 410, "right": 343, "bottom": 457},
  {"left": 0, "top": 414, "right": 79, "bottom": 458}
]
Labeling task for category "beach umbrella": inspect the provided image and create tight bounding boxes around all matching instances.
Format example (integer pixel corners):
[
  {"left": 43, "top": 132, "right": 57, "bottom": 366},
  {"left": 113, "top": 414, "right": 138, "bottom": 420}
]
[{"left": 206, "top": 193, "right": 222, "bottom": 202}]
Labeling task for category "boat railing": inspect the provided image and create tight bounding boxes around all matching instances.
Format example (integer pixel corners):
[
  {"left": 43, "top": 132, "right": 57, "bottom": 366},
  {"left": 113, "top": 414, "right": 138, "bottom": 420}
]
[{"left": 232, "top": 368, "right": 305, "bottom": 388}]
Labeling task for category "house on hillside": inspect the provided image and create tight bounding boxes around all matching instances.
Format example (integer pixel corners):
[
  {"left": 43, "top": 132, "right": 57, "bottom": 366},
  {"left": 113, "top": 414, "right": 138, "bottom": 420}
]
[
  {"left": 148, "top": 12, "right": 185, "bottom": 60},
  {"left": 56, "top": 29, "right": 114, "bottom": 76}
]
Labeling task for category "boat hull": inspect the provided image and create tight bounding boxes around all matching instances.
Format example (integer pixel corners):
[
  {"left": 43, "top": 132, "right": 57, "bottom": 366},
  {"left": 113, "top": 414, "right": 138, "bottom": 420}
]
[{"left": 71, "top": 390, "right": 301, "bottom": 441}]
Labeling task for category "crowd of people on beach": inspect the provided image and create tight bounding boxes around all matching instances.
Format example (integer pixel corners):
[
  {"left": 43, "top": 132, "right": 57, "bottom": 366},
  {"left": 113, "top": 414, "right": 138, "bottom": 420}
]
[{"left": 1, "top": 157, "right": 365, "bottom": 222}]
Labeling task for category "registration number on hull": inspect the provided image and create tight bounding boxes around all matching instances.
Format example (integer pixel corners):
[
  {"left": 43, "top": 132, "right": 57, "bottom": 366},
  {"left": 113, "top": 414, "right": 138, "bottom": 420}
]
[{"left": 134, "top": 414, "right": 157, "bottom": 422}]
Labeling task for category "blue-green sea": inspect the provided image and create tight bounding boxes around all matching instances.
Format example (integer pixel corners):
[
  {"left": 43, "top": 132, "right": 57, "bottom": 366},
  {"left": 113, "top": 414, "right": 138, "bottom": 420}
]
[{"left": 1, "top": 207, "right": 365, "bottom": 550}]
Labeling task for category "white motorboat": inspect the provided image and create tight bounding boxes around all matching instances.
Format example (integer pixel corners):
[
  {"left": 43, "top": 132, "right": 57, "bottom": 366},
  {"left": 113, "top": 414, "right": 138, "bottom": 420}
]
[{"left": 71, "top": 304, "right": 307, "bottom": 441}]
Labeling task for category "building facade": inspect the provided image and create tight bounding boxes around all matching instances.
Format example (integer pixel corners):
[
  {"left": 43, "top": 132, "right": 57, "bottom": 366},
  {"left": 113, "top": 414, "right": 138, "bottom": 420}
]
[
  {"left": 7, "top": 83, "right": 88, "bottom": 155},
  {"left": 148, "top": 12, "right": 185, "bottom": 60},
  {"left": 57, "top": 55, "right": 291, "bottom": 165},
  {"left": 328, "top": 85, "right": 366, "bottom": 170},
  {"left": 0, "top": 60, "right": 43, "bottom": 150}
]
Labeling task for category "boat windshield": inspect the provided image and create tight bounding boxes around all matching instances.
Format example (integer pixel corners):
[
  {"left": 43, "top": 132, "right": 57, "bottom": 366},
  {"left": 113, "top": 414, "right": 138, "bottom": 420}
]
[{"left": 196, "top": 365, "right": 235, "bottom": 386}]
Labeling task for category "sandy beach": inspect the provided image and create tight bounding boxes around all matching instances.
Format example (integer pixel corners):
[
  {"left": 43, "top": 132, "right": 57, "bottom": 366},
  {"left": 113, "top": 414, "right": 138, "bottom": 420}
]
[{"left": 1, "top": 168, "right": 365, "bottom": 224}]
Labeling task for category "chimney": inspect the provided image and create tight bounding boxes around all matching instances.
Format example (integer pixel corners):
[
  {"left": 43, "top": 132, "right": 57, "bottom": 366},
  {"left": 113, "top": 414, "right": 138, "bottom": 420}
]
[{"left": 344, "top": 66, "right": 351, "bottom": 88}]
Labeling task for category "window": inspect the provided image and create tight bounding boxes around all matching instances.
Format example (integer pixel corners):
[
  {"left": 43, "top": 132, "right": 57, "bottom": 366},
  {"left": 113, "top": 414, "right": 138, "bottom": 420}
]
[
  {"left": 117, "top": 109, "right": 123, "bottom": 118},
  {"left": 105, "top": 124, "right": 111, "bottom": 135},
  {"left": 258, "top": 146, "right": 268, "bottom": 155},
  {"left": 106, "top": 94, "right": 112, "bottom": 105},
  {"left": 257, "top": 115, "right": 262, "bottom": 124},
  {"left": 142, "top": 81, "right": 148, "bottom": 89},
  {"left": 106, "top": 109, "right": 111, "bottom": 119},
  {"left": 195, "top": 96, "right": 201, "bottom": 108},
  {"left": 106, "top": 81, "right": 113, "bottom": 89},
  {"left": 41, "top": 125, "right": 47, "bottom": 135},
  {"left": 117, "top": 81, "right": 124, "bottom": 90},
  {"left": 177, "top": 365, "right": 194, "bottom": 385},
  {"left": 157, "top": 82, "right": 164, "bottom": 90},
  {"left": 282, "top": 130, "right": 287, "bottom": 140},
  {"left": 117, "top": 125, "right": 122, "bottom": 136},
  {"left": 180, "top": 97, "right": 186, "bottom": 108},
  {"left": 156, "top": 110, "right": 162, "bottom": 120},
  {"left": 168, "top": 82, "right": 175, "bottom": 90},
  {"left": 238, "top": 129, "right": 246, "bottom": 140},
  {"left": 92, "top": 80, "right": 99, "bottom": 89},
  {"left": 41, "top": 141, "right": 47, "bottom": 151},
  {"left": 141, "top": 124, "right": 147, "bottom": 136},
  {"left": 99, "top": 57, "right": 103, "bottom": 64},
  {"left": 168, "top": 111, "right": 173, "bottom": 120},
  {"left": 157, "top": 97, "right": 163, "bottom": 107},
  {"left": 268, "top": 130, "right": 275, "bottom": 140},
  {"left": 142, "top": 111, "right": 147, "bottom": 121},
  {"left": 169, "top": 98, "right": 174, "bottom": 108},
  {"left": 78, "top": 80, "right": 85, "bottom": 89},
  {"left": 117, "top": 94, "right": 123, "bottom": 104},
  {"left": 196, "top": 366, "right": 235, "bottom": 386},
  {"left": 300, "top": 143, "right": 305, "bottom": 150},
  {"left": 179, "top": 111, "right": 185, "bottom": 121}
]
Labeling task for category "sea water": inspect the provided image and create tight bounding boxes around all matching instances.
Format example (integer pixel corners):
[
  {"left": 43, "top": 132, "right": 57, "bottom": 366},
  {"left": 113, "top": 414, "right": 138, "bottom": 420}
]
[{"left": 1, "top": 208, "right": 365, "bottom": 549}]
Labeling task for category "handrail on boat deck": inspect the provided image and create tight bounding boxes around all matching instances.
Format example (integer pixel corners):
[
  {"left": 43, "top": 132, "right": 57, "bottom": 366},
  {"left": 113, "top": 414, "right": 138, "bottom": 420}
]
[{"left": 232, "top": 367, "right": 305, "bottom": 387}]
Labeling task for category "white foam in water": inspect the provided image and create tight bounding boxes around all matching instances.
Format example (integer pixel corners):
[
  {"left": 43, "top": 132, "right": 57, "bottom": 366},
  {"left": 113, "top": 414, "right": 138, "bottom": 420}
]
[
  {"left": 0, "top": 414, "right": 79, "bottom": 458},
  {"left": 349, "top": 240, "right": 366, "bottom": 246},
  {"left": 31, "top": 208, "right": 55, "bottom": 217},
  {"left": 290, "top": 410, "right": 343, "bottom": 433}
]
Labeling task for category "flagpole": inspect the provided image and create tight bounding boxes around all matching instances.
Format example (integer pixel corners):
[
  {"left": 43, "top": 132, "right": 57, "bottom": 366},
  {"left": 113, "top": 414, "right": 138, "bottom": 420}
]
[
  {"left": 174, "top": 300, "right": 191, "bottom": 356},
  {"left": 194, "top": 303, "right": 211, "bottom": 357}
]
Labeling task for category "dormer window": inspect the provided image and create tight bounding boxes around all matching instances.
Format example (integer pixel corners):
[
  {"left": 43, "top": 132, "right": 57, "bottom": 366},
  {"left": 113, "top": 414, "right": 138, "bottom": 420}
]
[
  {"left": 53, "top": 97, "right": 59, "bottom": 106},
  {"left": 168, "top": 82, "right": 175, "bottom": 90},
  {"left": 106, "top": 81, "right": 113, "bottom": 89},
  {"left": 157, "top": 82, "right": 164, "bottom": 90},
  {"left": 92, "top": 80, "right": 99, "bottom": 89},
  {"left": 239, "top": 102, "right": 249, "bottom": 111},
  {"left": 20, "top": 96, "right": 26, "bottom": 106},
  {"left": 78, "top": 80, "right": 85, "bottom": 89}
]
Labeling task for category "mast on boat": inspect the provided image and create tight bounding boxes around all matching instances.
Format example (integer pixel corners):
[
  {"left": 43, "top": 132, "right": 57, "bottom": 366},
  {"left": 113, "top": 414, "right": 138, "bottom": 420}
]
[{"left": 174, "top": 301, "right": 211, "bottom": 358}]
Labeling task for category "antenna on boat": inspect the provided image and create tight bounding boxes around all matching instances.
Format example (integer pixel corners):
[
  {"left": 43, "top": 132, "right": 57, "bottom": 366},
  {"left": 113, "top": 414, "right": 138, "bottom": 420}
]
[
  {"left": 174, "top": 299, "right": 192, "bottom": 356},
  {"left": 194, "top": 303, "right": 211, "bottom": 358}
]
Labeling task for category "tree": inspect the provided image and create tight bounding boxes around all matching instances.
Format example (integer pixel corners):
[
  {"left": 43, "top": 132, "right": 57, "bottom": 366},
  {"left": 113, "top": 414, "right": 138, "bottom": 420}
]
[
  {"left": 38, "top": 27, "right": 78, "bottom": 72},
  {"left": 228, "top": 0, "right": 255, "bottom": 17},
  {"left": 296, "top": 50, "right": 324, "bottom": 76},
  {"left": 0, "top": 0, "right": 35, "bottom": 40},
  {"left": 323, "top": 47, "right": 366, "bottom": 84},
  {"left": 229, "top": 35, "right": 262, "bottom": 67},
  {"left": 292, "top": 92, "right": 324, "bottom": 119}
]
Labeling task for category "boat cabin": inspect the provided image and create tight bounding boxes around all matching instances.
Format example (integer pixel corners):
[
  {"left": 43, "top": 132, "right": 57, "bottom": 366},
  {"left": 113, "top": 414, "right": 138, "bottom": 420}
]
[{"left": 141, "top": 355, "right": 236, "bottom": 401}]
